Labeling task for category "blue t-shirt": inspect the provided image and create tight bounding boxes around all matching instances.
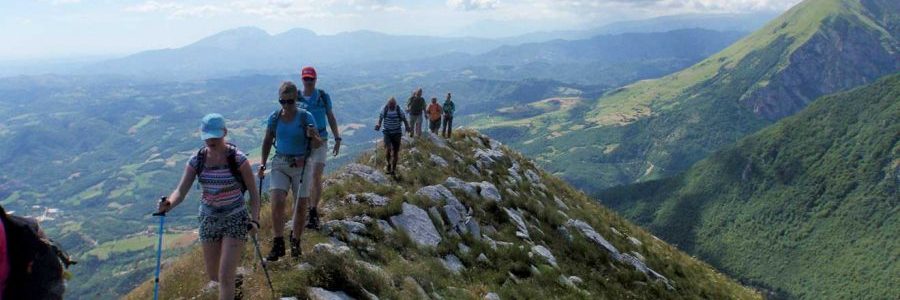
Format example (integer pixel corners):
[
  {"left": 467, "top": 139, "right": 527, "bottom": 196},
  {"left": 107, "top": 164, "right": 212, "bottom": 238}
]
[
  {"left": 298, "top": 89, "right": 332, "bottom": 138},
  {"left": 267, "top": 109, "right": 316, "bottom": 156}
]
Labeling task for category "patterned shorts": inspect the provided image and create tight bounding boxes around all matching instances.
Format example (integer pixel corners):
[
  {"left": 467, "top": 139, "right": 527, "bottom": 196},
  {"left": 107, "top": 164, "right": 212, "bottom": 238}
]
[{"left": 198, "top": 210, "right": 250, "bottom": 242}]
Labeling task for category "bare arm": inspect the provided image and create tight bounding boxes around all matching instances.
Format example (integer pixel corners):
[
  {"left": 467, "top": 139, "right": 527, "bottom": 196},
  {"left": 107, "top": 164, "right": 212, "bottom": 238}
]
[
  {"left": 161, "top": 165, "right": 196, "bottom": 213},
  {"left": 239, "top": 161, "right": 260, "bottom": 222},
  {"left": 258, "top": 130, "right": 274, "bottom": 178},
  {"left": 327, "top": 110, "right": 342, "bottom": 156}
]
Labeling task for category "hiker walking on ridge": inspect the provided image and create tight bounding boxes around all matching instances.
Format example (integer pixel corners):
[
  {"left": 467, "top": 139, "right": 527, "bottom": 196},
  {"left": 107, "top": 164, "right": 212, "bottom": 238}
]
[
  {"left": 406, "top": 88, "right": 426, "bottom": 138},
  {"left": 296, "top": 66, "right": 341, "bottom": 231},
  {"left": 427, "top": 97, "right": 442, "bottom": 134},
  {"left": 375, "top": 97, "right": 411, "bottom": 175},
  {"left": 442, "top": 93, "right": 455, "bottom": 138},
  {"left": 156, "top": 113, "right": 261, "bottom": 300},
  {"left": 258, "top": 81, "right": 322, "bottom": 262}
]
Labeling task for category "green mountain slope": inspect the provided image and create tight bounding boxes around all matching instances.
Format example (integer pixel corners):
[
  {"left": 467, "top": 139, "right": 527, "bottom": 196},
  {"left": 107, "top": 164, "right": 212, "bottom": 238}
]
[
  {"left": 125, "top": 130, "right": 760, "bottom": 299},
  {"left": 479, "top": 0, "right": 899, "bottom": 193},
  {"left": 600, "top": 73, "right": 900, "bottom": 299}
]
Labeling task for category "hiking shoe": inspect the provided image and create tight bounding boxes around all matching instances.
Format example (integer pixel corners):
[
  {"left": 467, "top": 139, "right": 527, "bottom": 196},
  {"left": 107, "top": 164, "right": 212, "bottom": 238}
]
[
  {"left": 234, "top": 273, "right": 244, "bottom": 300},
  {"left": 290, "top": 235, "right": 302, "bottom": 260},
  {"left": 306, "top": 208, "right": 320, "bottom": 230},
  {"left": 201, "top": 280, "right": 219, "bottom": 295},
  {"left": 265, "top": 237, "right": 285, "bottom": 262}
]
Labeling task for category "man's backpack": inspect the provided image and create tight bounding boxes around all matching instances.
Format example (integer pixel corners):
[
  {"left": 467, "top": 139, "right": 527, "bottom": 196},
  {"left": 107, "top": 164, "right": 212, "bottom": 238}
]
[
  {"left": 1, "top": 205, "right": 76, "bottom": 300},
  {"left": 268, "top": 108, "right": 323, "bottom": 150},
  {"left": 195, "top": 143, "right": 247, "bottom": 194}
]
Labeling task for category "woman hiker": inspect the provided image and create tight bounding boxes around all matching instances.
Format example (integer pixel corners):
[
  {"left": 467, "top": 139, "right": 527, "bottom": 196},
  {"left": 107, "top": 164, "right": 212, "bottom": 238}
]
[
  {"left": 257, "top": 81, "right": 322, "bottom": 262},
  {"left": 427, "top": 97, "right": 443, "bottom": 134},
  {"left": 375, "top": 97, "right": 411, "bottom": 175},
  {"left": 156, "top": 113, "right": 262, "bottom": 300}
]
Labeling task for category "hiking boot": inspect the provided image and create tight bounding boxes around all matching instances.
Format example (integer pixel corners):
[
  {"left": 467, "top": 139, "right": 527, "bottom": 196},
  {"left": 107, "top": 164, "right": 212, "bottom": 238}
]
[
  {"left": 265, "top": 237, "right": 285, "bottom": 262},
  {"left": 234, "top": 273, "right": 244, "bottom": 300},
  {"left": 306, "top": 208, "right": 320, "bottom": 230},
  {"left": 201, "top": 280, "right": 219, "bottom": 295},
  {"left": 290, "top": 234, "right": 302, "bottom": 260}
]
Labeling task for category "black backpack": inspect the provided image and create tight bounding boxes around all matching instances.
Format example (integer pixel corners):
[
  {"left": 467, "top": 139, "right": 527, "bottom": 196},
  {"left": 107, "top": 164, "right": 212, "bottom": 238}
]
[
  {"left": 195, "top": 143, "right": 247, "bottom": 194},
  {"left": 1, "top": 204, "right": 76, "bottom": 300}
]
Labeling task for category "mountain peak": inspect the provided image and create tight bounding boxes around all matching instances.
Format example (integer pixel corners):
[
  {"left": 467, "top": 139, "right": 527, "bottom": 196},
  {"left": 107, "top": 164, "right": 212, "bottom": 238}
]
[
  {"left": 188, "top": 26, "right": 271, "bottom": 49},
  {"left": 125, "top": 130, "right": 759, "bottom": 299}
]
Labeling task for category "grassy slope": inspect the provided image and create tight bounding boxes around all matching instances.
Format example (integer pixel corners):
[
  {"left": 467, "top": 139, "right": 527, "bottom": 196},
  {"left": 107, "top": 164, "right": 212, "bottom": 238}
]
[
  {"left": 600, "top": 73, "right": 900, "bottom": 299},
  {"left": 478, "top": 0, "right": 899, "bottom": 193},
  {"left": 125, "top": 130, "right": 759, "bottom": 299}
]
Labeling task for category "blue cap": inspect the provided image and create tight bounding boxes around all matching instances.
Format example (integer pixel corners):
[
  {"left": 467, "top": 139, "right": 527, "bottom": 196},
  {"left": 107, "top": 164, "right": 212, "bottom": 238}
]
[{"left": 200, "top": 113, "right": 226, "bottom": 140}]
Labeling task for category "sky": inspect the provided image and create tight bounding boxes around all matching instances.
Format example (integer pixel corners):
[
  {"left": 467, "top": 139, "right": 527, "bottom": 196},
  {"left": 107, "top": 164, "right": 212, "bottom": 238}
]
[{"left": 0, "top": 0, "right": 802, "bottom": 60}]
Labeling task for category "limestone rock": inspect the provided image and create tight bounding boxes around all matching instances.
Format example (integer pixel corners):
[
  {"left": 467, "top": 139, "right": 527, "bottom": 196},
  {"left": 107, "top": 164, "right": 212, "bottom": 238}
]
[
  {"left": 389, "top": 203, "right": 442, "bottom": 247},
  {"left": 441, "top": 254, "right": 465, "bottom": 274},
  {"left": 531, "top": 245, "right": 558, "bottom": 267},
  {"left": 339, "top": 163, "right": 389, "bottom": 185},
  {"left": 313, "top": 243, "right": 351, "bottom": 256},
  {"left": 376, "top": 219, "right": 394, "bottom": 234},
  {"left": 475, "top": 181, "right": 502, "bottom": 202},
  {"left": 308, "top": 287, "right": 354, "bottom": 300},
  {"left": 503, "top": 208, "right": 529, "bottom": 240},
  {"left": 430, "top": 154, "right": 449, "bottom": 167},
  {"left": 322, "top": 220, "right": 367, "bottom": 235},
  {"left": 444, "top": 177, "right": 478, "bottom": 198},
  {"left": 484, "top": 292, "right": 501, "bottom": 300},
  {"left": 627, "top": 236, "right": 643, "bottom": 247},
  {"left": 346, "top": 193, "right": 390, "bottom": 207}
]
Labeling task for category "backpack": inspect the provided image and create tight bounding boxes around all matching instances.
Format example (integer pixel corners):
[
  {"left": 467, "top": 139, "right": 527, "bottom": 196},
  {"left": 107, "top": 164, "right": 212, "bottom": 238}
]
[
  {"left": 1, "top": 205, "right": 76, "bottom": 300},
  {"left": 195, "top": 143, "right": 247, "bottom": 194},
  {"left": 268, "top": 108, "right": 323, "bottom": 150},
  {"left": 299, "top": 89, "right": 328, "bottom": 109}
]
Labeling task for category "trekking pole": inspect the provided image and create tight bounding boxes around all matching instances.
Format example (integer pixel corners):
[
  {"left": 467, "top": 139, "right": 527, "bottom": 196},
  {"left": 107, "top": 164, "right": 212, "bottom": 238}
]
[
  {"left": 151, "top": 197, "right": 167, "bottom": 300},
  {"left": 251, "top": 176, "right": 277, "bottom": 299}
]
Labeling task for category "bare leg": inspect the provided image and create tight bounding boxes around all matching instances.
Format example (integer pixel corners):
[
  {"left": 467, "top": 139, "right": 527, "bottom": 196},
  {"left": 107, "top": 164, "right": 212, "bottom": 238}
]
[
  {"left": 202, "top": 241, "right": 222, "bottom": 283},
  {"left": 270, "top": 190, "right": 287, "bottom": 238},
  {"left": 292, "top": 197, "right": 310, "bottom": 239},
  {"left": 310, "top": 164, "right": 325, "bottom": 209},
  {"left": 216, "top": 237, "right": 244, "bottom": 300}
]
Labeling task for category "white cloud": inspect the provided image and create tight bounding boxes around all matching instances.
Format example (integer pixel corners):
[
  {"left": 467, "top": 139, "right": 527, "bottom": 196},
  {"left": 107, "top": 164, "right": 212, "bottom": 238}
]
[
  {"left": 447, "top": 0, "right": 499, "bottom": 11},
  {"left": 125, "top": 1, "right": 230, "bottom": 18}
]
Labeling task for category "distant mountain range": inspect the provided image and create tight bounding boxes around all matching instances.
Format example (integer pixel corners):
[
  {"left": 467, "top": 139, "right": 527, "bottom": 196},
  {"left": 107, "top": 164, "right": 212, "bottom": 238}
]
[{"left": 74, "top": 12, "right": 773, "bottom": 80}]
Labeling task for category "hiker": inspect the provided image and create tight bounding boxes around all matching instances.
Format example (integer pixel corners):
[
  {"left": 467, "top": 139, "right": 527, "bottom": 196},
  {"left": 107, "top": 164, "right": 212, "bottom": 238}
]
[
  {"left": 375, "top": 97, "right": 411, "bottom": 175},
  {"left": 406, "top": 88, "right": 426, "bottom": 137},
  {"left": 156, "top": 113, "right": 262, "bottom": 300},
  {"left": 0, "top": 203, "right": 74, "bottom": 300},
  {"left": 258, "top": 81, "right": 322, "bottom": 262},
  {"left": 297, "top": 66, "right": 342, "bottom": 231},
  {"left": 427, "top": 97, "right": 443, "bottom": 134},
  {"left": 442, "top": 93, "right": 455, "bottom": 138}
]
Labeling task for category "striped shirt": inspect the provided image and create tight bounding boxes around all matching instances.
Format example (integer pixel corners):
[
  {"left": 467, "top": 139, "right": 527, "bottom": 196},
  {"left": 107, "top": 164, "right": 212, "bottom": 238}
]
[
  {"left": 379, "top": 106, "right": 407, "bottom": 134},
  {"left": 188, "top": 150, "right": 248, "bottom": 216}
]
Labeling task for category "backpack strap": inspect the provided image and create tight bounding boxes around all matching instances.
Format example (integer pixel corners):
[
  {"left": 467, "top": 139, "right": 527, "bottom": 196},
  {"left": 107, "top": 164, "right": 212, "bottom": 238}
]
[
  {"left": 195, "top": 147, "right": 207, "bottom": 180},
  {"left": 225, "top": 143, "right": 247, "bottom": 194},
  {"left": 317, "top": 89, "right": 327, "bottom": 108}
]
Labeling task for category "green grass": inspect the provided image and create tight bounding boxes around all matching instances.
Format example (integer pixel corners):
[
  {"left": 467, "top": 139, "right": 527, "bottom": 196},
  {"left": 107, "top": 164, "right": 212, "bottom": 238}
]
[
  {"left": 125, "top": 130, "right": 760, "bottom": 300},
  {"left": 600, "top": 73, "right": 900, "bottom": 299},
  {"left": 86, "top": 232, "right": 193, "bottom": 260}
]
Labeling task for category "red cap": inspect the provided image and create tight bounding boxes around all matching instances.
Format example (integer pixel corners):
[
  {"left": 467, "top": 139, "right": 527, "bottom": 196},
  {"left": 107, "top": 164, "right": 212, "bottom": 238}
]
[{"left": 301, "top": 66, "right": 317, "bottom": 79}]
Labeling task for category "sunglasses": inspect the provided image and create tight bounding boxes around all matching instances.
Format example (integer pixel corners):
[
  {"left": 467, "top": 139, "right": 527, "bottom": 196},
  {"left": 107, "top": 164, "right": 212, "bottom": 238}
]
[
  {"left": 302, "top": 77, "right": 316, "bottom": 82},
  {"left": 279, "top": 99, "right": 296, "bottom": 104}
]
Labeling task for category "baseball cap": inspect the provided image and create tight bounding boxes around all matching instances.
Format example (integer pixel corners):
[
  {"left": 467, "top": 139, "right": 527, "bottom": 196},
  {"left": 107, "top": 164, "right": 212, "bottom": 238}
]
[
  {"left": 301, "top": 66, "right": 317, "bottom": 79},
  {"left": 200, "top": 113, "right": 226, "bottom": 140}
]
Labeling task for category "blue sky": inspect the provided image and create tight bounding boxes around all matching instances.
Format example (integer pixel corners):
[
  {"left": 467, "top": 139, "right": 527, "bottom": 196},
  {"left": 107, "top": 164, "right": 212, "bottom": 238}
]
[{"left": 0, "top": 0, "right": 801, "bottom": 60}]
